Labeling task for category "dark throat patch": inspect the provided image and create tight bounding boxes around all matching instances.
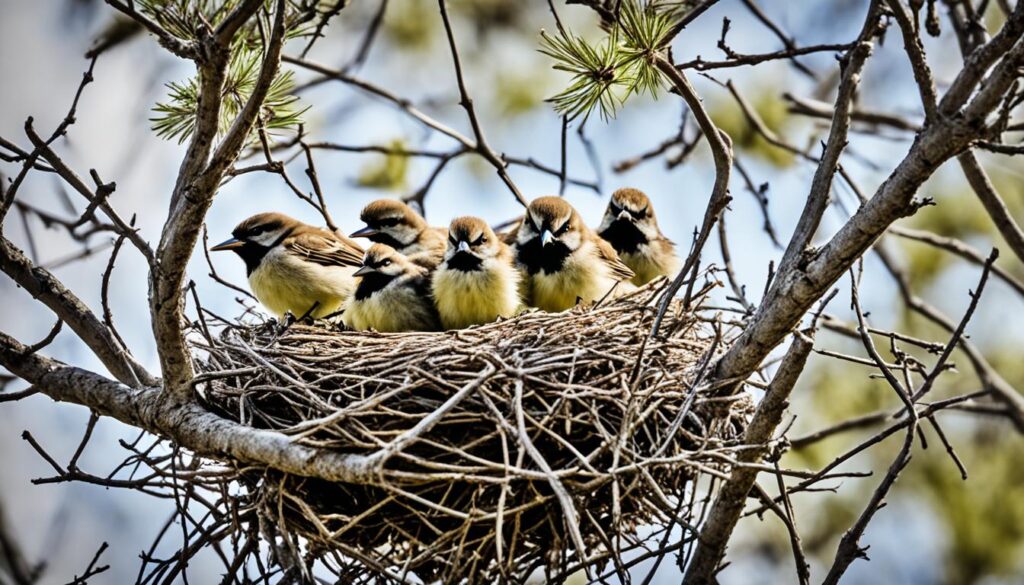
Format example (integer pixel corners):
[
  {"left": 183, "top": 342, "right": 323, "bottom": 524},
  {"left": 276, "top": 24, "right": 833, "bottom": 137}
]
[
  {"left": 354, "top": 272, "right": 397, "bottom": 300},
  {"left": 445, "top": 251, "right": 484, "bottom": 272},
  {"left": 516, "top": 237, "right": 571, "bottom": 275},
  {"left": 236, "top": 228, "right": 293, "bottom": 276},
  {"left": 599, "top": 220, "right": 647, "bottom": 255},
  {"left": 236, "top": 243, "right": 271, "bottom": 276}
]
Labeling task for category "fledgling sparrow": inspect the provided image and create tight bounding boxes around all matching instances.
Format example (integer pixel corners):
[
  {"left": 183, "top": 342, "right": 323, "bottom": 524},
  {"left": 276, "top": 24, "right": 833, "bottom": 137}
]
[
  {"left": 513, "top": 196, "right": 635, "bottom": 312},
  {"left": 343, "top": 244, "right": 440, "bottom": 332},
  {"left": 432, "top": 216, "right": 522, "bottom": 330},
  {"left": 212, "top": 212, "right": 363, "bottom": 319},
  {"left": 350, "top": 199, "right": 446, "bottom": 268},
  {"left": 597, "top": 187, "right": 680, "bottom": 285}
]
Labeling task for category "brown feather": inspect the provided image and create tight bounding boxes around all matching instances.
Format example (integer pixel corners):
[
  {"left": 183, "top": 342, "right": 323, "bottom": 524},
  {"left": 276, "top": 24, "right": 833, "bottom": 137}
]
[
  {"left": 593, "top": 234, "right": 636, "bottom": 282},
  {"left": 286, "top": 228, "right": 365, "bottom": 268}
]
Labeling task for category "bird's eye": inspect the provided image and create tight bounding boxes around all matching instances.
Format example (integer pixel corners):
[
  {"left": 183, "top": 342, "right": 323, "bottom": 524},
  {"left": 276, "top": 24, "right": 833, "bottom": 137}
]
[
  {"left": 382, "top": 259, "right": 392, "bottom": 266},
  {"left": 638, "top": 205, "right": 649, "bottom": 218},
  {"left": 378, "top": 218, "right": 400, "bottom": 228},
  {"left": 528, "top": 219, "right": 540, "bottom": 232},
  {"left": 554, "top": 222, "right": 569, "bottom": 236},
  {"left": 472, "top": 235, "right": 486, "bottom": 246},
  {"left": 449, "top": 235, "right": 458, "bottom": 246},
  {"left": 609, "top": 202, "right": 621, "bottom": 215}
]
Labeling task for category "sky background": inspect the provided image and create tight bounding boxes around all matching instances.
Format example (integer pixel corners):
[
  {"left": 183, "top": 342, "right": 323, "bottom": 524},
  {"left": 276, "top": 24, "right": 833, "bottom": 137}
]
[{"left": 1, "top": 1, "right": 1023, "bottom": 583}]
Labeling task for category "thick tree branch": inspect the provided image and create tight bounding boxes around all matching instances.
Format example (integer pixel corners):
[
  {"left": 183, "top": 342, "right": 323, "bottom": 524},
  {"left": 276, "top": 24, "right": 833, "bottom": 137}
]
[
  {"left": 0, "top": 332, "right": 382, "bottom": 484},
  {"left": 682, "top": 331, "right": 814, "bottom": 585},
  {"left": 714, "top": 18, "right": 1024, "bottom": 394},
  {"left": 0, "top": 237, "right": 154, "bottom": 387},
  {"left": 152, "top": 0, "right": 286, "bottom": 400},
  {"left": 889, "top": 0, "right": 1024, "bottom": 266},
  {"left": 769, "top": 1, "right": 881, "bottom": 298}
]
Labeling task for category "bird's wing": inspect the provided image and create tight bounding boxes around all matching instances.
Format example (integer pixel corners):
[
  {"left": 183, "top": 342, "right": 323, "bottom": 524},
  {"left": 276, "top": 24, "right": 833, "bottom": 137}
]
[
  {"left": 287, "top": 231, "right": 365, "bottom": 268},
  {"left": 594, "top": 236, "right": 636, "bottom": 282},
  {"left": 496, "top": 217, "right": 522, "bottom": 246},
  {"left": 656, "top": 230, "right": 677, "bottom": 249}
]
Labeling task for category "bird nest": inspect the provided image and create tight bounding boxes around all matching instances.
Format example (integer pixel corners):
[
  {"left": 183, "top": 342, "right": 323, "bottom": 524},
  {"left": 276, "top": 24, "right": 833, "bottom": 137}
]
[{"left": 194, "top": 281, "right": 752, "bottom": 583}]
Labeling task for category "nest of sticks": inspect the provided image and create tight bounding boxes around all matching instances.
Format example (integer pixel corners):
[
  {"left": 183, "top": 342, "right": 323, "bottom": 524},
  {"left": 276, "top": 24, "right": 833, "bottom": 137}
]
[{"left": 195, "top": 280, "right": 753, "bottom": 583}]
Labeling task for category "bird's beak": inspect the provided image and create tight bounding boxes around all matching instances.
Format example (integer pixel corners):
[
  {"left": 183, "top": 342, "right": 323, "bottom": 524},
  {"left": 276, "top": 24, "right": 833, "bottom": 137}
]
[
  {"left": 353, "top": 265, "right": 377, "bottom": 277},
  {"left": 350, "top": 225, "right": 378, "bottom": 238},
  {"left": 457, "top": 240, "right": 471, "bottom": 253},
  {"left": 541, "top": 229, "right": 555, "bottom": 247},
  {"left": 210, "top": 237, "right": 244, "bottom": 251},
  {"left": 617, "top": 210, "right": 632, "bottom": 222}
]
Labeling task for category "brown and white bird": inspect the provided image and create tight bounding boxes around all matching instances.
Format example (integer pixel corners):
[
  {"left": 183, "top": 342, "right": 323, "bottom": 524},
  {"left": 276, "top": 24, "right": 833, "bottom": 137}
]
[
  {"left": 349, "top": 199, "right": 446, "bottom": 268},
  {"left": 597, "top": 188, "right": 681, "bottom": 285},
  {"left": 211, "top": 212, "right": 364, "bottom": 319},
  {"left": 342, "top": 244, "right": 440, "bottom": 332},
  {"left": 514, "top": 196, "right": 635, "bottom": 312},
  {"left": 431, "top": 216, "right": 522, "bottom": 330}
]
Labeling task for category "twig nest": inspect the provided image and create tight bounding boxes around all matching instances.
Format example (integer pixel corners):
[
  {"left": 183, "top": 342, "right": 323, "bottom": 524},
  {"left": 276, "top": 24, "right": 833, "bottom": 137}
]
[{"left": 196, "top": 281, "right": 751, "bottom": 582}]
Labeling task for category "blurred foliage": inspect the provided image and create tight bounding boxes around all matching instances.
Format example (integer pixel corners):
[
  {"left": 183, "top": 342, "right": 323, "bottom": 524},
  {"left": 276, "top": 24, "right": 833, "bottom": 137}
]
[
  {"left": 788, "top": 356, "right": 890, "bottom": 471},
  {"left": 709, "top": 90, "right": 796, "bottom": 168},
  {"left": 899, "top": 163, "right": 1024, "bottom": 286},
  {"left": 785, "top": 295, "right": 1024, "bottom": 583},
  {"left": 907, "top": 430, "right": 1024, "bottom": 584},
  {"left": 151, "top": 40, "right": 306, "bottom": 144},
  {"left": 450, "top": 0, "right": 524, "bottom": 37},
  {"left": 984, "top": 1, "right": 1009, "bottom": 36},
  {"left": 493, "top": 68, "right": 550, "bottom": 117},
  {"left": 383, "top": 0, "right": 436, "bottom": 50},
  {"left": 356, "top": 139, "right": 410, "bottom": 190}
]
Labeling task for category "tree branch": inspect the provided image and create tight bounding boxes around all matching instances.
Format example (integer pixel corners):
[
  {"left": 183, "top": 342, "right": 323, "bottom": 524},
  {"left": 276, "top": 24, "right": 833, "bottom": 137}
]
[
  {"left": 650, "top": 57, "right": 733, "bottom": 334},
  {"left": 682, "top": 331, "right": 814, "bottom": 584},
  {"left": 152, "top": 0, "right": 286, "bottom": 400},
  {"left": 0, "top": 236, "right": 154, "bottom": 387},
  {"left": 0, "top": 332, "right": 384, "bottom": 484},
  {"left": 714, "top": 16, "right": 1024, "bottom": 394}
]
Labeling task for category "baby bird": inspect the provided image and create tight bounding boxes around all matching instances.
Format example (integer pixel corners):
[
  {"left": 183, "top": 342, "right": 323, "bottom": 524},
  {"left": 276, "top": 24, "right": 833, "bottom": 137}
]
[
  {"left": 597, "top": 187, "right": 681, "bottom": 285},
  {"left": 514, "top": 196, "right": 635, "bottom": 312},
  {"left": 350, "top": 199, "right": 447, "bottom": 268},
  {"left": 343, "top": 244, "right": 440, "bottom": 332},
  {"left": 211, "top": 212, "right": 363, "bottom": 319},
  {"left": 432, "top": 216, "right": 522, "bottom": 330}
]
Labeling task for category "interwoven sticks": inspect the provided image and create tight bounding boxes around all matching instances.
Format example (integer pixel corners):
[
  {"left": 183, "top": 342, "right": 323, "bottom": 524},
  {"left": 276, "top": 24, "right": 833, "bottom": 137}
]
[{"left": 195, "top": 282, "right": 751, "bottom": 583}]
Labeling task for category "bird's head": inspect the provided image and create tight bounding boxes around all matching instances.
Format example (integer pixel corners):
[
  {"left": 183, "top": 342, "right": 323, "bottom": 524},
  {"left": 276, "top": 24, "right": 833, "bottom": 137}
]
[
  {"left": 598, "top": 188, "right": 659, "bottom": 241},
  {"left": 211, "top": 212, "right": 298, "bottom": 273},
  {"left": 351, "top": 199, "right": 427, "bottom": 249},
  {"left": 354, "top": 243, "right": 413, "bottom": 279},
  {"left": 517, "top": 196, "right": 584, "bottom": 252},
  {"left": 443, "top": 216, "right": 500, "bottom": 271}
]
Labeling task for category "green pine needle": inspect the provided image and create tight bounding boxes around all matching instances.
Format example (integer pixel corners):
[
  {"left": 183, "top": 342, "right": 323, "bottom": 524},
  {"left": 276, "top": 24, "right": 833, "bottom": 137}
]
[
  {"left": 539, "top": 28, "right": 627, "bottom": 121},
  {"left": 137, "top": 1, "right": 319, "bottom": 44},
  {"left": 540, "top": 0, "right": 695, "bottom": 121},
  {"left": 151, "top": 41, "right": 306, "bottom": 144}
]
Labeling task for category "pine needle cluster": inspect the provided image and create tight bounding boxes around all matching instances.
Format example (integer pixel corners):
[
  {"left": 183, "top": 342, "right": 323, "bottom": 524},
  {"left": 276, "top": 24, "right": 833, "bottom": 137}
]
[
  {"left": 540, "top": 0, "right": 695, "bottom": 121},
  {"left": 144, "top": 0, "right": 316, "bottom": 144}
]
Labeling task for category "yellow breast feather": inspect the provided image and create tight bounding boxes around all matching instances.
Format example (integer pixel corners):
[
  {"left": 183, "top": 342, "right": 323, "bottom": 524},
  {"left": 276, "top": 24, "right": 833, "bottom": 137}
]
[
  {"left": 433, "top": 262, "right": 521, "bottom": 330},
  {"left": 249, "top": 250, "right": 355, "bottom": 319},
  {"left": 343, "top": 287, "right": 438, "bottom": 332}
]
